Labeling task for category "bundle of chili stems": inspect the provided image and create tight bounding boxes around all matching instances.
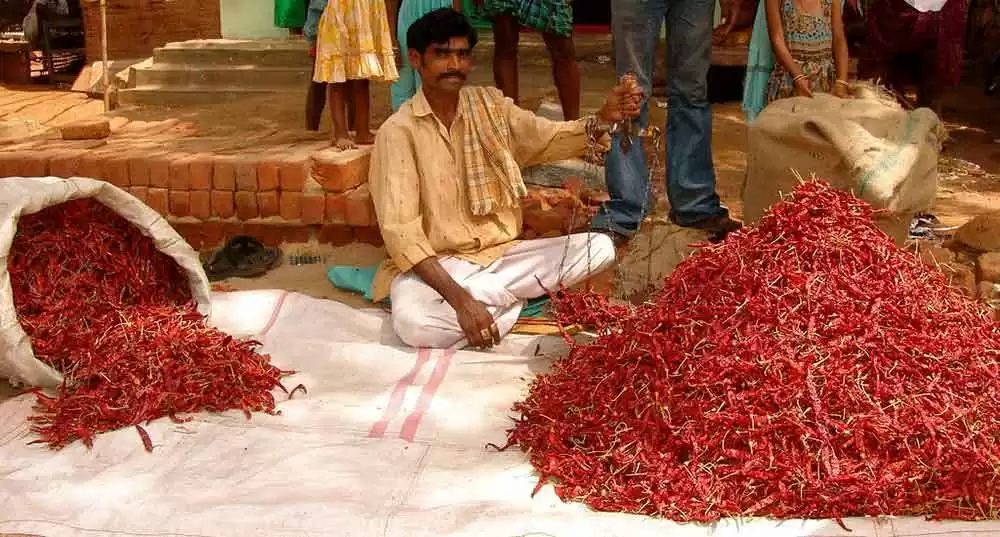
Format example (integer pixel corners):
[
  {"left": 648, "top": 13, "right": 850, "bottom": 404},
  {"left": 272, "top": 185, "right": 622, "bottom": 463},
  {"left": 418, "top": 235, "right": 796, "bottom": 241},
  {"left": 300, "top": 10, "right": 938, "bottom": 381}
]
[
  {"left": 9, "top": 199, "right": 290, "bottom": 451},
  {"left": 508, "top": 180, "right": 1000, "bottom": 522}
]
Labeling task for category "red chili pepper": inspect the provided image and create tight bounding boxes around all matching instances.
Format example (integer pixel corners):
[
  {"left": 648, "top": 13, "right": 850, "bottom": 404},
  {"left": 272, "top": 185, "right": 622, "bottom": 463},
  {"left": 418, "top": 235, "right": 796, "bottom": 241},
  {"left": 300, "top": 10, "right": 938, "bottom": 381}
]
[
  {"left": 503, "top": 181, "right": 1000, "bottom": 522},
  {"left": 136, "top": 425, "right": 153, "bottom": 452}
]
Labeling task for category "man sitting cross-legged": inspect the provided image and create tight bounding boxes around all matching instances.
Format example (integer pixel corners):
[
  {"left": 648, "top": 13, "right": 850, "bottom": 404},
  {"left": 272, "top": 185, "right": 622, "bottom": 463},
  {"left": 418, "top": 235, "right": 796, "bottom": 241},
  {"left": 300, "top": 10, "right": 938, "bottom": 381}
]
[{"left": 369, "top": 8, "right": 642, "bottom": 350}]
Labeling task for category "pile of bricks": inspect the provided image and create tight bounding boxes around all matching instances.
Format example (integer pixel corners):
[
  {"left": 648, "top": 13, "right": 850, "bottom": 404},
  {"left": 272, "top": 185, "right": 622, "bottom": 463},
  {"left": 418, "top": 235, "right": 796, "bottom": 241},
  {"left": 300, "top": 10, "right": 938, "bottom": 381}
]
[
  {"left": 1, "top": 139, "right": 605, "bottom": 252},
  {"left": 522, "top": 177, "right": 609, "bottom": 239},
  {"left": 0, "top": 144, "right": 382, "bottom": 251},
  {"left": 914, "top": 214, "right": 1000, "bottom": 319}
]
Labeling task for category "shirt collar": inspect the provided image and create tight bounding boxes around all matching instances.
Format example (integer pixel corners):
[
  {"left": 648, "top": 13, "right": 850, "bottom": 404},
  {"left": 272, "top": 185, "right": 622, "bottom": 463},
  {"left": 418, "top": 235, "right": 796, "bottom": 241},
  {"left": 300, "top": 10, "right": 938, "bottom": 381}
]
[
  {"left": 411, "top": 88, "right": 434, "bottom": 118},
  {"left": 411, "top": 87, "right": 465, "bottom": 121}
]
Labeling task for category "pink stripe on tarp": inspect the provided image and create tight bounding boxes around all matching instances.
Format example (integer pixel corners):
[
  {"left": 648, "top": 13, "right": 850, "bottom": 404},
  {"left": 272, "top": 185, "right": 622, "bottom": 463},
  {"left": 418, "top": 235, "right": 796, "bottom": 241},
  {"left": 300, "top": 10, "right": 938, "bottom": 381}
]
[
  {"left": 398, "top": 348, "right": 457, "bottom": 442},
  {"left": 368, "top": 348, "right": 431, "bottom": 438},
  {"left": 258, "top": 291, "right": 290, "bottom": 337}
]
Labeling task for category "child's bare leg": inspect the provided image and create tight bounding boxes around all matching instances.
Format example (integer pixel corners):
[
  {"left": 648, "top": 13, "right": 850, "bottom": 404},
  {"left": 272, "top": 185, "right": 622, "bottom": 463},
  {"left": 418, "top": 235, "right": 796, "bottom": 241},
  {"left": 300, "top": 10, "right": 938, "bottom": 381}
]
[
  {"left": 328, "top": 82, "right": 355, "bottom": 150},
  {"left": 347, "top": 96, "right": 357, "bottom": 132},
  {"left": 351, "top": 80, "right": 375, "bottom": 145},
  {"left": 306, "top": 81, "right": 327, "bottom": 131}
]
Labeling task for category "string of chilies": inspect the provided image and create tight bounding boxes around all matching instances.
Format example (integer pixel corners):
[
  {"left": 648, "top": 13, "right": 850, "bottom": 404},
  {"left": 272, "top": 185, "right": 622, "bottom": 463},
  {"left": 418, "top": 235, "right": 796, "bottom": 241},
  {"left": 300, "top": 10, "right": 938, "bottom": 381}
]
[
  {"left": 9, "top": 199, "right": 294, "bottom": 452},
  {"left": 505, "top": 181, "right": 1000, "bottom": 522}
]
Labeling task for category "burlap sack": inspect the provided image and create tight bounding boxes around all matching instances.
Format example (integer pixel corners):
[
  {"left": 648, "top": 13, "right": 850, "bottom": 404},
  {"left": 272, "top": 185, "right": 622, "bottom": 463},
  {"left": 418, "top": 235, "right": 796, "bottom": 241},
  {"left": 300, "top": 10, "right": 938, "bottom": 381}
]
[
  {"left": 0, "top": 177, "right": 211, "bottom": 389},
  {"left": 743, "top": 87, "right": 944, "bottom": 244}
]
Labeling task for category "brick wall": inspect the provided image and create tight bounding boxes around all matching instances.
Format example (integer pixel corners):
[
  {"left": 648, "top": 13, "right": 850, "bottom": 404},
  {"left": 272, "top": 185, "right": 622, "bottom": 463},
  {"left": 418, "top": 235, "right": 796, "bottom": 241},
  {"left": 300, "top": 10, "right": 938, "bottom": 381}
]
[{"left": 80, "top": 0, "right": 221, "bottom": 61}]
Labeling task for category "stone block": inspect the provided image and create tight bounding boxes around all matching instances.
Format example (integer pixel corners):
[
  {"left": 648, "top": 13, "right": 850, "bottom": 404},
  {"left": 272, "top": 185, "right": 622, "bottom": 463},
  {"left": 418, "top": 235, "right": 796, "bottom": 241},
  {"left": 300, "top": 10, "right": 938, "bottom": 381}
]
[
  {"left": 60, "top": 119, "right": 111, "bottom": 140},
  {"left": 312, "top": 147, "right": 371, "bottom": 193}
]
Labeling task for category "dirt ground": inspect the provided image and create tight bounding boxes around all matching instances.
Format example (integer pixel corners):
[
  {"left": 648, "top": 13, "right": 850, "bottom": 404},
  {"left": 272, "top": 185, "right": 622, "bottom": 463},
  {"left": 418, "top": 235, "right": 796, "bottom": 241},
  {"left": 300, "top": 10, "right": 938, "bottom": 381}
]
[
  {"left": 4, "top": 33, "right": 997, "bottom": 223},
  {"left": 1, "top": 31, "right": 998, "bottom": 323}
]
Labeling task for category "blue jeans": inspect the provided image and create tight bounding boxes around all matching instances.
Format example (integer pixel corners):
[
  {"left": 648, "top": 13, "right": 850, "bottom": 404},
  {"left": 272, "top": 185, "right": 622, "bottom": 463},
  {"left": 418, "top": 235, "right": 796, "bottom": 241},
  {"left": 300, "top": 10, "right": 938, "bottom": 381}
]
[{"left": 592, "top": 0, "right": 726, "bottom": 234}]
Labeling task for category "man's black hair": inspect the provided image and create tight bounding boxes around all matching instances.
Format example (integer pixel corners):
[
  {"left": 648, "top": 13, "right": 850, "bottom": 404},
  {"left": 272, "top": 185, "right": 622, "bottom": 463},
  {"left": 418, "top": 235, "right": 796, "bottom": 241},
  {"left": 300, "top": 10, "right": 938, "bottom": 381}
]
[{"left": 406, "top": 8, "right": 478, "bottom": 54}]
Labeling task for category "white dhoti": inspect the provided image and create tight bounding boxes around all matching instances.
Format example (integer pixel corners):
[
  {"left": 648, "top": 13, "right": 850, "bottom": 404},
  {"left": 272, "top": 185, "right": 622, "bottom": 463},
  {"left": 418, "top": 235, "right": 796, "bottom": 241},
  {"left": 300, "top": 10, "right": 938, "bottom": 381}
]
[{"left": 390, "top": 233, "right": 616, "bottom": 349}]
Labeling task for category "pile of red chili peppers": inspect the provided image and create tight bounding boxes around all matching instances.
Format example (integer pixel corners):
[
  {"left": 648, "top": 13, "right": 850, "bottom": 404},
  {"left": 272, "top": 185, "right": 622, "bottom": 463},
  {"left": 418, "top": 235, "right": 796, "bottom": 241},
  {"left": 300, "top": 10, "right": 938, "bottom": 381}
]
[
  {"left": 9, "top": 199, "right": 288, "bottom": 451},
  {"left": 509, "top": 181, "right": 1000, "bottom": 521}
]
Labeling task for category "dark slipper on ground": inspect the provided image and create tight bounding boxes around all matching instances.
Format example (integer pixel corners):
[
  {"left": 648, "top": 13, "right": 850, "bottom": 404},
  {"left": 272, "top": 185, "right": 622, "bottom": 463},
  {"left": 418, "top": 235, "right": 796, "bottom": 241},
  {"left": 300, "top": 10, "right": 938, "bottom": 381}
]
[{"left": 203, "top": 235, "right": 281, "bottom": 282}]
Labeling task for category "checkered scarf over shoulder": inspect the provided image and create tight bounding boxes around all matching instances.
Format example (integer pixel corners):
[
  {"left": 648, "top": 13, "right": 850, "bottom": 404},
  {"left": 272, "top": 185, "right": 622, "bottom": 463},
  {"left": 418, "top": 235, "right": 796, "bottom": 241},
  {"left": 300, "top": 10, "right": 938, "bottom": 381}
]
[{"left": 460, "top": 87, "right": 527, "bottom": 217}]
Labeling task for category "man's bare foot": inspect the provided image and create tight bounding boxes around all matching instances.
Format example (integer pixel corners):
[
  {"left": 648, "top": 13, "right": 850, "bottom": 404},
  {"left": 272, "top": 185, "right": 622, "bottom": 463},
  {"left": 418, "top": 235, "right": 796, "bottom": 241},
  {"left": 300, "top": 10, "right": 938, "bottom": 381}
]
[
  {"left": 354, "top": 131, "right": 375, "bottom": 145},
  {"left": 333, "top": 137, "right": 356, "bottom": 150}
]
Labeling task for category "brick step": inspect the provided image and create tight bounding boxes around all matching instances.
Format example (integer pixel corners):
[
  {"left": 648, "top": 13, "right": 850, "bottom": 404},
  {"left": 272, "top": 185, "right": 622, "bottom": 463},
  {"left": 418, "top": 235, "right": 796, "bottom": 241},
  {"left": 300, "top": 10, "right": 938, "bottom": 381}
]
[
  {"left": 170, "top": 219, "right": 384, "bottom": 251},
  {"left": 118, "top": 86, "right": 305, "bottom": 106},
  {"left": 134, "top": 64, "right": 313, "bottom": 90},
  {"left": 153, "top": 39, "right": 314, "bottom": 68}
]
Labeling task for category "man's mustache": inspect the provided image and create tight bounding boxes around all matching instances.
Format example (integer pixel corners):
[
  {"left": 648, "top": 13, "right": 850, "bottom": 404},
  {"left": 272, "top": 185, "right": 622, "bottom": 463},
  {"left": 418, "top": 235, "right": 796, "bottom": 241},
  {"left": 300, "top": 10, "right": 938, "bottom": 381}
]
[{"left": 439, "top": 72, "right": 466, "bottom": 81}]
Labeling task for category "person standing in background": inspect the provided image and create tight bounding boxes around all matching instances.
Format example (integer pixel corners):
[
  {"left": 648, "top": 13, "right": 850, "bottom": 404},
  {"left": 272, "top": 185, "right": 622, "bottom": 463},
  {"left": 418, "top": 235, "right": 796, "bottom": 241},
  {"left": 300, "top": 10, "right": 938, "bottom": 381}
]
[
  {"left": 304, "top": 0, "right": 357, "bottom": 132},
  {"left": 741, "top": 0, "right": 850, "bottom": 122},
  {"left": 387, "top": 0, "right": 464, "bottom": 111},
  {"left": 312, "top": 0, "right": 399, "bottom": 149},
  {"left": 590, "top": 0, "right": 743, "bottom": 245},
  {"left": 858, "top": 0, "right": 969, "bottom": 113},
  {"left": 474, "top": 0, "right": 581, "bottom": 120},
  {"left": 275, "top": 0, "right": 307, "bottom": 36},
  {"left": 303, "top": 0, "right": 328, "bottom": 131}
]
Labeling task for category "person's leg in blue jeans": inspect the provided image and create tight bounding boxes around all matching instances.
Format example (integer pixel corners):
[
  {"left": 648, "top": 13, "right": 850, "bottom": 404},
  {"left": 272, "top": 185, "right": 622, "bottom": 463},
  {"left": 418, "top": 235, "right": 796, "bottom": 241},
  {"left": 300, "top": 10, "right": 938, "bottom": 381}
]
[
  {"left": 594, "top": 0, "right": 738, "bottom": 241},
  {"left": 591, "top": 0, "right": 666, "bottom": 239},
  {"left": 664, "top": 0, "right": 730, "bottom": 226}
]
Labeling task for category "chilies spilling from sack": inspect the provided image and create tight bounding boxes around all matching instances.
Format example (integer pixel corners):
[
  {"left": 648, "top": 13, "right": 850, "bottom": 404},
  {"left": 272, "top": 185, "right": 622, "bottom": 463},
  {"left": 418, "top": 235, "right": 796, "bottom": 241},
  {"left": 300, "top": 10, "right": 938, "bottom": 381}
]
[{"left": 8, "top": 199, "right": 295, "bottom": 451}]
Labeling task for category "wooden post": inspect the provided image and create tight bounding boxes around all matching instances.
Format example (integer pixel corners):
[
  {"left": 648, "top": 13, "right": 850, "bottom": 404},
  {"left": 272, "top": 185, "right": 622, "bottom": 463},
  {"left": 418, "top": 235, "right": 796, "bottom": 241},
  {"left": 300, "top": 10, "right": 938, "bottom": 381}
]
[{"left": 100, "top": 0, "right": 111, "bottom": 111}]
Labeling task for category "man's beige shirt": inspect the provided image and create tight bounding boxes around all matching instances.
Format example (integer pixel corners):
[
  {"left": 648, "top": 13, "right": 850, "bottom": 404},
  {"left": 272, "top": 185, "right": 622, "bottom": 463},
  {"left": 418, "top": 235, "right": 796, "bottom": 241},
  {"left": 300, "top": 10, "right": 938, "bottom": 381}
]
[{"left": 368, "top": 87, "right": 594, "bottom": 302}]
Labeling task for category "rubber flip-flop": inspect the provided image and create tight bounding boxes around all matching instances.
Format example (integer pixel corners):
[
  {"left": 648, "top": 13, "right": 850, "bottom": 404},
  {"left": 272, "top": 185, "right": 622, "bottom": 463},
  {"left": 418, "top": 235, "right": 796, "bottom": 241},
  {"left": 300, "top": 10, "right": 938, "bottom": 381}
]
[{"left": 203, "top": 235, "right": 281, "bottom": 282}]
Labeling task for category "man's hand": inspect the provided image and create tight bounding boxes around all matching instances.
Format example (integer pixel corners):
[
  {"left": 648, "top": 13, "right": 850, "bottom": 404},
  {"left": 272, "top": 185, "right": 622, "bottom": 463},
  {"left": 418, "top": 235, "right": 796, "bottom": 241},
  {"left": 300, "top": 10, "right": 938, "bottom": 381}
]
[
  {"left": 453, "top": 294, "right": 500, "bottom": 349},
  {"left": 597, "top": 81, "right": 643, "bottom": 123},
  {"left": 410, "top": 257, "right": 501, "bottom": 349},
  {"left": 713, "top": 0, "right": 739, "bottom": 45}
]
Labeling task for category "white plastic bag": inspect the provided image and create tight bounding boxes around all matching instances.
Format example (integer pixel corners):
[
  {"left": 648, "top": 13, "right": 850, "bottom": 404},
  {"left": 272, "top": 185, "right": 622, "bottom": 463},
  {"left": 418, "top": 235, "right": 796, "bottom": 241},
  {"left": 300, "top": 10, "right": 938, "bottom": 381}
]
[{"left": 0, "top": 177, "right": 211, "bottom": 389}]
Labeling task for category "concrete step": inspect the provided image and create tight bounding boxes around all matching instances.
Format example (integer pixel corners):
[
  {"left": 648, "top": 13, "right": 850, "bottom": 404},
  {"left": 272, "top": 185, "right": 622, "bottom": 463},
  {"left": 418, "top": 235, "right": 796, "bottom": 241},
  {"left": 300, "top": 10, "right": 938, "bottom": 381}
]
[
  {"left": 118, "top": 86, "right": 304, "bottom": 107},
  {"left": 153, "top": 39, "right": 313, "bottom": 68},
  {"left": 134, "top": 64, "right": 313, "bottom": 89}
]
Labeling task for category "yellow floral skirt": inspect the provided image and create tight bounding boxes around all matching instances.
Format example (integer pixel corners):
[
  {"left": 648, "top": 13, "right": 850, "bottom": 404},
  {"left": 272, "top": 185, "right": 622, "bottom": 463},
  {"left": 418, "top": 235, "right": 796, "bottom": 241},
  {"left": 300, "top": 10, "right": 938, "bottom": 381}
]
[{"left": 312, "top": 0, "right": 399, "bottom": 83}]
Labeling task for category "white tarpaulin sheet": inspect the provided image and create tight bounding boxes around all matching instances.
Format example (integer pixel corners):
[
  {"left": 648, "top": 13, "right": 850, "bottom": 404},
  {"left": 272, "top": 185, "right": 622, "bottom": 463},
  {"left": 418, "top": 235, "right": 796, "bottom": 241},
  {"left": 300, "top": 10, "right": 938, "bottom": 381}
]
[{"left": 1, "top": 290, "right": 997, "bottom": 537}]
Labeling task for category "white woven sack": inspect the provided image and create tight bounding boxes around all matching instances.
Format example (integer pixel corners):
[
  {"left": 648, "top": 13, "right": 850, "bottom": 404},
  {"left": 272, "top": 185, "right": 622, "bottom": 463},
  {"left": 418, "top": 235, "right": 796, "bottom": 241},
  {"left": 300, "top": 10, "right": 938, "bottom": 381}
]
[
  {"left": 0, "top": 176, "right": 211, "bottom": 389},
  {"left": 744, "top": 87, "right": 944, "bottom": 244}
]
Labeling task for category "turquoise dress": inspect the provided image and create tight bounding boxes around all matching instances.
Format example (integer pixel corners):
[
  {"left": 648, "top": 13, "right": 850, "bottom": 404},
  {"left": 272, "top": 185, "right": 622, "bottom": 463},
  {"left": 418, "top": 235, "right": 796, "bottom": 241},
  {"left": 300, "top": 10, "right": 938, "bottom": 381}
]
[{"left": 391, "top": 0, "right": 454, "bottom": 111}]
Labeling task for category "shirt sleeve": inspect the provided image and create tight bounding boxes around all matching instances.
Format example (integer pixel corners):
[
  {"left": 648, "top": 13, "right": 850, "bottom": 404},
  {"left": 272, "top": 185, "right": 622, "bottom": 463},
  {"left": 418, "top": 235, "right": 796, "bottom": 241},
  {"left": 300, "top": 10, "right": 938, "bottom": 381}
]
[
  {"left": 303, "top": 0, "right": 327, "bottom": 46},
  {"left": 499, "top": 91, "right": 599, "bottom": 169},
  {"left": 368, "top": 121, "right": 436, "bottom": 273}
]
